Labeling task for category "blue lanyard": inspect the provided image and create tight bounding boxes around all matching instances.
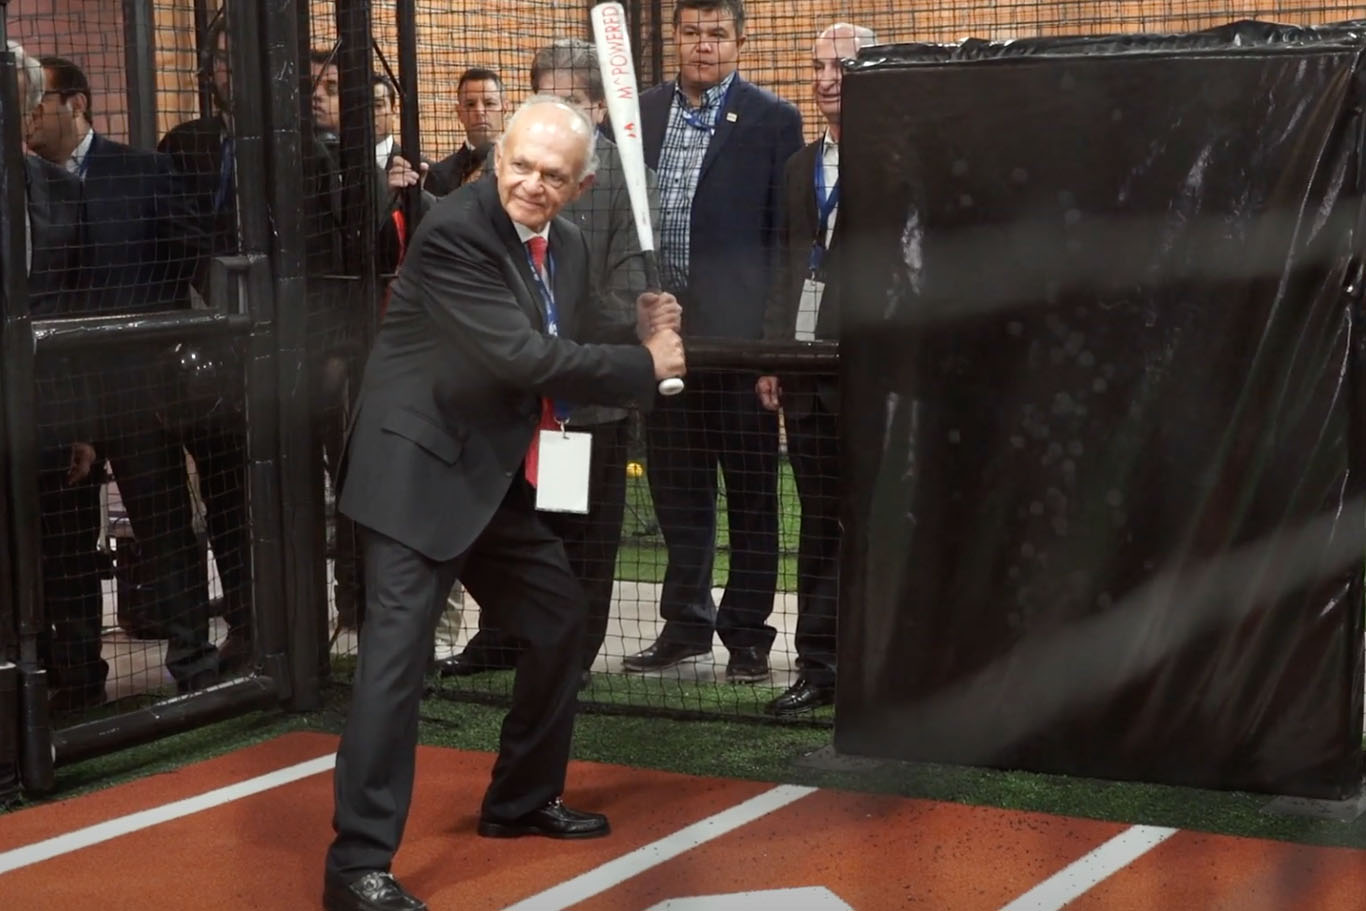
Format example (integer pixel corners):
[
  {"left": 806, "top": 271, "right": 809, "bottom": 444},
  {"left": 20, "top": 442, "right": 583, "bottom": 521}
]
[
  {"left": 809, "top": 139, "right": 840, "bottom": 274},
  {"left": 524, "top": 245, "right": 572, "bottom": 423},
  {"left": 678, "top": 78, "right": 733, "bottom": 135}
]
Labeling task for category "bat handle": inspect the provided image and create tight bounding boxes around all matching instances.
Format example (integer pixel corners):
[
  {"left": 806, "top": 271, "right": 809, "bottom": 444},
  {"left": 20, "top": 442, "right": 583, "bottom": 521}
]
[{"left": 644, "top": 251, "right": 685, "bottom": 396}]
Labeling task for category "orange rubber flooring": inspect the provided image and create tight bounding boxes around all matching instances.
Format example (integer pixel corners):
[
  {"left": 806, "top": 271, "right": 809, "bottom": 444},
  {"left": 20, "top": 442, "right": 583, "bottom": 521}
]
[{"left": 2, "top": 732, "right": 1365, "bottom": 910}]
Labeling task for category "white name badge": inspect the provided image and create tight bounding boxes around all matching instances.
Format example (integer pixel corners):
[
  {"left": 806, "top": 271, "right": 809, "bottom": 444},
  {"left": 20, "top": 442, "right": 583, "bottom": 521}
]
[
  {"left": 794, "top": 277, "right": 826, "bottom": 342},
  {"left": 534, "top": 429, "right": 593, "bottom": 514}
]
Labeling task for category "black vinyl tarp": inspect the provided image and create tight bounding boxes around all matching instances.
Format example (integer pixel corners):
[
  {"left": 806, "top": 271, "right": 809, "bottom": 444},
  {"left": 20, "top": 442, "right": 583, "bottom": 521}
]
[{"left": 836, "top": 21, "right": 1366, "bottom": 798}]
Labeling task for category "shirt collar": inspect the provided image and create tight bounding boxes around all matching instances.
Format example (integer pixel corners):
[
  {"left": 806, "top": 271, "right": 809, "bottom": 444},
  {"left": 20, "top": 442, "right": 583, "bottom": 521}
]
[
  {"left": 675, "top": 70, "right": 737, "bottom": 111},
  {"left": 67, "top": 128, "right": 95, "bottom": 176},
  {"left": 512, "top": 221, "right": 551, "bottom": 245},
  {"left": 375, "top": 134, "right": 395, "bottom": 165}
]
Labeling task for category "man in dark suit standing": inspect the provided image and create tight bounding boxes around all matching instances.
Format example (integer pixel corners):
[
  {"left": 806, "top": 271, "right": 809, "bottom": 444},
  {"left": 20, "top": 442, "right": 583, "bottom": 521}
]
[
  {"left": 623, "top": 0, "right": 803, "bottom": 683},
  {"left": 159, "top": 22, "right": 345, "bottom": 660},
  {"left": 323, "top": 97, "right": 684, "bottom": 911},
  {"left": 12, "top": 39, "right": 104, "bottom": 711},
  {"left": 29, "top": 55, "right": 219, "bottom": 693},
  {"left": 421, "top": 67, "right": 505, "bottom": 198},
  {"left": 440, "top": 38, "right": 660, "bottom": 684},
  {"left": 756, "top": 23, "right": 874, "bottom": 715}
]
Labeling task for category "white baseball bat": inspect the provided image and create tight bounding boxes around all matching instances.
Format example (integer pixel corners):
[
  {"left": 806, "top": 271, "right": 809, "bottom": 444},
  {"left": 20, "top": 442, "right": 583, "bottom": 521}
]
[{"left": 591, "top": 1, "right": 684, "bottom": 396}]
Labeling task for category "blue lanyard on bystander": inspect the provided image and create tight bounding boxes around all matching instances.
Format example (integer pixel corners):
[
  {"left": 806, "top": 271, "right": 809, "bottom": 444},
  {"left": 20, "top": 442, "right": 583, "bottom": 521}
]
[{"left": 809, "top": 139, "right": 840, "bottom": 276}]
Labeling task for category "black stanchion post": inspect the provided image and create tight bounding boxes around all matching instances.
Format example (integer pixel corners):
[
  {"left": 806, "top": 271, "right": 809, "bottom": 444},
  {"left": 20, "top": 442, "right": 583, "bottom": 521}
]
[
  {"left": 337, "top": 0, "right": 375, "bottom": 274},
  {"left": 192, "top": 0, "right": 215, "bottom": 120},
  {"left": 0, "top": 9, "right": 55, "bottom": 795},
  {"left": 227, "top": 2, "right": 293, "bottom": 702},
  {"left": 263, "top": 0, "right": 323, "bottom": 710},
  {"left": 121, "top": 0, "right": 158, "bottom": 149},
  {"left": 395, "top": 0, "right": 421, "bottom": 240}
]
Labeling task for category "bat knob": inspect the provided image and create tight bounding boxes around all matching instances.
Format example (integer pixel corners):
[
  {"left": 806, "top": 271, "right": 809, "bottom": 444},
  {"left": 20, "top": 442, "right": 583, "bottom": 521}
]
[{"left": 658, "top": 377, "right": 685, "bottom": 396}]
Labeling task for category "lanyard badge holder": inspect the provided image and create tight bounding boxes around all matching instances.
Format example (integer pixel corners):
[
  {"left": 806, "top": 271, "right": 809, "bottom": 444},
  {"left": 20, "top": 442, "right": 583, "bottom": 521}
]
[
  {"left": 798, "top": 143, "right": 839, "bottom": 342},
  {"left": 526, "top": 248, "right": 593, "bottom": 513}
]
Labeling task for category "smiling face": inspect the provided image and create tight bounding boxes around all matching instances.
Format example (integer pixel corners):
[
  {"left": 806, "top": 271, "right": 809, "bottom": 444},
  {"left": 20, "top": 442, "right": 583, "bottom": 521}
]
[
  {"left": 495, "top": 103, "right": 593, "bottom": 231},
  {"left": 812, "top": 31, "right": 861, "bottom": 128}
]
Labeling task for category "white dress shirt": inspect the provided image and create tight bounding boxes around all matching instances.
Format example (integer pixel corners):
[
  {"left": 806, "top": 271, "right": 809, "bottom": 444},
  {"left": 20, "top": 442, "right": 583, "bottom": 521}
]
[{"left": 65, "top": 127, "right": 94, "bottom": 177}]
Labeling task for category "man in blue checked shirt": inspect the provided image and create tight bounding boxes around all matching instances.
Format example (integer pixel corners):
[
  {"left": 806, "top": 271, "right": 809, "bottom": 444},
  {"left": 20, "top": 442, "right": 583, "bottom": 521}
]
[{"left": 623, "top": 0, "right": 803, "bottom": 683}]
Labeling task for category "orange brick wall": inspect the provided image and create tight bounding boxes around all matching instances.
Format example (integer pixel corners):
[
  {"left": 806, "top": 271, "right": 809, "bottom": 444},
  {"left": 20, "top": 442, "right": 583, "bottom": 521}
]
[{"left": 9, "top": 1, "right": 1360, "bottom": 151}]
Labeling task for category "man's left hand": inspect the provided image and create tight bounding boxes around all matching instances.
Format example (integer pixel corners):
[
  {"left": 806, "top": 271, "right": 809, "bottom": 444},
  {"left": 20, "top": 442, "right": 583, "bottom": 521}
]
[{"left": 636, "top": 291, "right": 682, "bottom": 341}]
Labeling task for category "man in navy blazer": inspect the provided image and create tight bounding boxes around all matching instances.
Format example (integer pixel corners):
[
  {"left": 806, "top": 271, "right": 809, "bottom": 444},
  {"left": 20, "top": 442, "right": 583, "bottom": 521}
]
[
  {"left": 30, "top": 57, "right": 219, "bottom": 693},
  {"left": 622, "top": 0, "right": 803, "bottom": 682}
]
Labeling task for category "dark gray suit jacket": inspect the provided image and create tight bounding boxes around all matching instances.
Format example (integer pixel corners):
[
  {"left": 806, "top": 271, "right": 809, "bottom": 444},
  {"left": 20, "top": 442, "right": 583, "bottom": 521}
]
[
  {"left": 26, "top": 155, "right": 96, "bottom": 448},
  {"left": 338, "top": 176, "right": 657, "bottom": 561},
  {"left": 559, "top": 135, "right": 658, "bottom": 427},
  {"left": 25, "top": 155, "right": 86, "bottom": 317},
  {"left": 762, "top": 139, "right": 841, "bottom": 416}
]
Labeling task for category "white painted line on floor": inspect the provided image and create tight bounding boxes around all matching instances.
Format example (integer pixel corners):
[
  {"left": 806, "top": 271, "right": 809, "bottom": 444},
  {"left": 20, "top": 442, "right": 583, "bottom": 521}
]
[
  {"left": 504, "top": 784, "right": 818, "bottom": 911},
  {"left": 997, "top": 824, "right": 1179, "bottom": 911},
  {"left": 0, "top": 753, "right": 336, "bottom": 876}
]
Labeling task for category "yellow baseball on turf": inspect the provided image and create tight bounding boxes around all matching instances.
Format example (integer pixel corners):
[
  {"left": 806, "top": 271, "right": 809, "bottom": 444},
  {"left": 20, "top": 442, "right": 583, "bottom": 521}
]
[{"left": 626, "top": 461, "right": 644, "bottom": 478}]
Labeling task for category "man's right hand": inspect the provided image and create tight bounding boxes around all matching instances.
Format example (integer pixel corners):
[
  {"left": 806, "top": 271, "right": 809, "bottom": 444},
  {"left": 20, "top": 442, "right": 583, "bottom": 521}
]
[
  {"left": 387, "top": 155, "right": 427, "bottom": 192},
  {"left": 644, "top": 329, "right": 686, "bottom": 381},
  {"left": 756, "top": 376, "right": 782, "bottom": 411}
]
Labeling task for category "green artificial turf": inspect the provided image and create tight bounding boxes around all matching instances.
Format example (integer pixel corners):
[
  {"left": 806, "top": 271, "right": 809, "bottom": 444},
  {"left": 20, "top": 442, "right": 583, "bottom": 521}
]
[{"left": 16, "top": 675, "right": 1366, "bottom": 856}]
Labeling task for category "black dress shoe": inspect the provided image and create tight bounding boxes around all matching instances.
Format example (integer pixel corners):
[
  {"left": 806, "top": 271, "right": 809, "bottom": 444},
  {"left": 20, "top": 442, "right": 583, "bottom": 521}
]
[
  {"left": 436, "top": 649, "right": 515, "bottom": 678},
  {"left": 767, "top": 678, "right": 835, "bottom": 715},
  {"left": 49, "top": 683, "right": 107, "bottom": 715},
  {"left": 218, "top": 628, "right": 253, "bottom": 676},
  {"left": 621, "top": 639, "right": 710, "bottom": 673},
  {"left": 478, "top": 798, "right": 610, "bottom": 839},
  {"left": 175, "top": 666, "right": 221, "bottom": 695},
  {"left": 725, "top": 646, "right": 771, "bottom": 683},
  {"left": 323, "top": 871, "right": 426, "bottom": 911}
]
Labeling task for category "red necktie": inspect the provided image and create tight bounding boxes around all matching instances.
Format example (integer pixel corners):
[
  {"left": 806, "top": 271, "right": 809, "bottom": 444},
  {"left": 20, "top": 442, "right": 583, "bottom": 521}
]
[
  {"left": 526, "top": 235, "right": 548, "bottom": 277},
  {"left": 523, "top": 236, "right": 554, "bottom": 486}
]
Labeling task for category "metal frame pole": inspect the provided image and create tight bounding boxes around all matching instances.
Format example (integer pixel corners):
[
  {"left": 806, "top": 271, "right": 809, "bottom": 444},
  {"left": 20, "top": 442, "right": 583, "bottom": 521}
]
[
  {"left": 0, "top": 6, "right": 55, "bottom": 794},
  {"left": 121, "top": 0, "right": 159, "bottom": 147}
]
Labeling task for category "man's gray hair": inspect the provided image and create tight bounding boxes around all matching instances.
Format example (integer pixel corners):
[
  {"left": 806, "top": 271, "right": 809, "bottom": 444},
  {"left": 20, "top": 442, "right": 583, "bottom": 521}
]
[
  {"left": 818, "top": 22, "right": 877, "bottom": 50},
  {"left": 8, "top": 40, "right": 44, "bottom": 111},
  {"left": 499, "top": 93, "right": 600, "bottom": 179}
]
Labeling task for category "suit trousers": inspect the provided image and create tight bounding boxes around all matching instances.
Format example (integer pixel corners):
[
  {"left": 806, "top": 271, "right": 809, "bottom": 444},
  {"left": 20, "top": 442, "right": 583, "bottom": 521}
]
[
  {"left": 462, "top": 417, "right": 630, "bottom": 669},
  {"left": 182, "top": 418, "right": 249, "bottom": 634},
  {"left": 327, "top": 479, "right": 588, "bottom": 879},
  {"left": 102, "top": 412, "right": 217, "bottom": 684},
  {"left": 784, "top": 390, "right": 841, "bottom": 687},
  {"left": 37, "top": 451, "right": 107, "bottom": 694},
  {"left": 644, "top": 370, "right": 779, "bottom": 651}
]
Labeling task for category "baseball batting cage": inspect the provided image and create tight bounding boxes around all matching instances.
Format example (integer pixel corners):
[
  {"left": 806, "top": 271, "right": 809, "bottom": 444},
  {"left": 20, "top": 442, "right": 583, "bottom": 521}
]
[{"left": 2, "top": 0, "right": 1364, "bottom": 806}]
